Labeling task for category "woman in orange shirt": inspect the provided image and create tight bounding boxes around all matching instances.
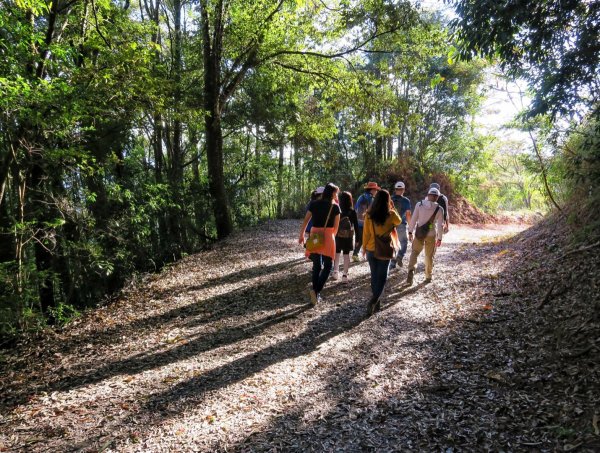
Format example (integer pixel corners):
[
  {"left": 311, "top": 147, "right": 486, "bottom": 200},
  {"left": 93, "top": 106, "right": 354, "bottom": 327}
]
[{"left": 299, "top": 183, "right": 340, "bottom": 306}]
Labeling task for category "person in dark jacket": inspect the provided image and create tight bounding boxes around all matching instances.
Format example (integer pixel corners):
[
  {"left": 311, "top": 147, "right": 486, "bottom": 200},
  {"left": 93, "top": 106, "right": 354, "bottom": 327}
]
[
  {"left": 352, "top": 181, "right": 380, "bottom": 261},
  {"left": 332, "top": 191, "right": 360, "bottom": 283},
  {"left": 429, "top": 182, "right": 449, "bottom": 233},
  {"left": 389, "top": 181, "right": 412, "bottom": 271}
]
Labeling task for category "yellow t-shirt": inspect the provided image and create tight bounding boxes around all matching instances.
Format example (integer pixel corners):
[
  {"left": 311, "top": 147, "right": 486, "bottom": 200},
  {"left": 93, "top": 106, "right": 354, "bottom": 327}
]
[{"left": 362, "top": 211, "right": 401, "bottom": 252}]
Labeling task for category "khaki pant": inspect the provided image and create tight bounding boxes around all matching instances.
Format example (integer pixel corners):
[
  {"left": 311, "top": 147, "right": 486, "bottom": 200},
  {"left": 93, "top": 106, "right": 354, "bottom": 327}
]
[{"left": 407, "top": 235, "right": 437, "bottom": 278}]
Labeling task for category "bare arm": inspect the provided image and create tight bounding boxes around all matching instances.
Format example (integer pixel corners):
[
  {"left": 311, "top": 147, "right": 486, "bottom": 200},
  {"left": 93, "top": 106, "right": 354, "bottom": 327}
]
[{"left": 299, "top": 211, "right": 312, "bottom": 244}]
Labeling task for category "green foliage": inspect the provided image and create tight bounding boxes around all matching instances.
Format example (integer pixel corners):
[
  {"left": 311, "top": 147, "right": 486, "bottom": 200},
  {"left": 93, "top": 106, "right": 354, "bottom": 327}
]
[
  {"left": 0, "top": 0, "right": 550, "bottom": 338},
  {"left": 450, "top": 0, "right": 600, "bottom": 118},
  {"left": 559, "top": 117, "right": 600, "bottom": 241}
]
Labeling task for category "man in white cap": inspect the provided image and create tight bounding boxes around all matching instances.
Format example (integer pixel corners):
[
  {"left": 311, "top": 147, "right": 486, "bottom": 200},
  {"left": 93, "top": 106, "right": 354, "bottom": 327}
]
[
  {"left": 405, "top": 187, "right": 444, "bottom": 285},
  {"left": 389, "top": 181, "right": 412, "bottom": 271},
  {"left": 429, "top": 182, "right": 449, "bottom": 233}
]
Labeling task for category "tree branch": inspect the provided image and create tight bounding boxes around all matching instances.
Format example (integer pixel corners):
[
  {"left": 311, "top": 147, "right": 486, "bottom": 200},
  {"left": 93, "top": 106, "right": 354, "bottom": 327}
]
[{"left": 261, "top": 27, "right": 402, "bottom": 62}]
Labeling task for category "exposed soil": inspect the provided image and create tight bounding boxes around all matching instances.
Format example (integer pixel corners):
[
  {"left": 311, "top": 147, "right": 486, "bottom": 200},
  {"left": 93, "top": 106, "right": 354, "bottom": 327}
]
[{"left": 0, "top": 219, "right": 598, "bottom": 452}]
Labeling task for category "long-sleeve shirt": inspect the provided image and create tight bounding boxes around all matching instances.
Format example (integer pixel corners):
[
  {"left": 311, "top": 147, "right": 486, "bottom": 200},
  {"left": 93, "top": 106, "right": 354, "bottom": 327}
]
[
  {"left": 362, "top": 211, "right": 401, "bottom": 252},
  {"left": 408, "top": 200, "right": 445, "bottom": 240}
]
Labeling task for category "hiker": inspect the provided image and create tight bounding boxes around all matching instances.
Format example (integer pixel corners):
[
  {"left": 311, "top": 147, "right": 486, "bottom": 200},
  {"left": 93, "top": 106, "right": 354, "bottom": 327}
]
[
  {"left": 429, "top": 182, "right": 450, "bottom": 233},
  {"left": 362, "top": 189, "right": 401, "bottom": 316},
  {"left": 332, "top": 191, "right": 360, "bottom": 283},
  {"left": 299, "top": 183, "right": 341, "bottom": 306},
  {"left": 405, "top": 187, "right": 445, "bottom": 286},
  {"left": 389, "top": 181, "right": 412, "bottom": 271},
  {"left": 353, "top": 181, "right": 380, "bottom": 262},
  {"left": 305, "top": 187, "right": 324, "bottom": 238}
]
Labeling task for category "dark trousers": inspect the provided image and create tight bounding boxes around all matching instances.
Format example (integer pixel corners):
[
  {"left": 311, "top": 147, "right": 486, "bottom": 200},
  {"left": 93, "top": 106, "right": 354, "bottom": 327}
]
[
  {"left": 310, "top": 254, "right": 332, "bottom": 294},
  {"left": 353, "top": 224, "right": 363, "bottom": 255},
  {"left": 367, "top": 251, "right": 390, "bottom": 300}
]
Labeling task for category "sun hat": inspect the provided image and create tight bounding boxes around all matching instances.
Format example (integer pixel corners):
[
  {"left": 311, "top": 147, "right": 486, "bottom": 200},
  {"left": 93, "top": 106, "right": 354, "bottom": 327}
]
[
  {"left": 364, "top": 181, "right": 381, "bottom": 190},
  {"left": 429, "top": 182, "right": 440, "bottom": 190},
  {"left": 315, "top": 186, "right": 325, "bottom": 194},
  {"left": 428, "top": 187, "right": 440, "bottom": 196},
  {"left": 394, "top": 181, "right": 405, "bottom": 189}
]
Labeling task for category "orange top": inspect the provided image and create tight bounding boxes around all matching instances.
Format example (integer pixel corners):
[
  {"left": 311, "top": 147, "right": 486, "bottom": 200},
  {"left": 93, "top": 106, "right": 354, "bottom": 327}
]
[{"left": 305, "top": 227, "right": 337, "bottom": 260}]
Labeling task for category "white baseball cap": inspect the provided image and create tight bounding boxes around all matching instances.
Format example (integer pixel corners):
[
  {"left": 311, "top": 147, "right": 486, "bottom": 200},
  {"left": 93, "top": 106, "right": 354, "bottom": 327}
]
[
  {"left": 394, "top": 181, "right": 405, "bottom": 189},
  {"left": 315, "top": 186, "right": 325, "bottom": 194},
  {"left": 428, "top": 187, "right": 440, "bottom": 196}
]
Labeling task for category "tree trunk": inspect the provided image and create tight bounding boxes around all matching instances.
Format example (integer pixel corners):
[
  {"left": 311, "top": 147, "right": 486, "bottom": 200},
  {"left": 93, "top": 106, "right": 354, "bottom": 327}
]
[
  {"left": 276, "top": 145, "right": 284, "bottom": 218},
  {"left": 167, "top": 0, "right": 185, "bottom": 252},
  {"left": 200, "top": 0, "right": 233, "bottom": 239}
]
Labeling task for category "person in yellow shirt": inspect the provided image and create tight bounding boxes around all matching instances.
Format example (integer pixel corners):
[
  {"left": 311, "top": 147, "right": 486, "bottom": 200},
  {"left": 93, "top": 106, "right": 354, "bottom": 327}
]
[{"left": 362, "top": 189, "right": 401, "bottom": 316}]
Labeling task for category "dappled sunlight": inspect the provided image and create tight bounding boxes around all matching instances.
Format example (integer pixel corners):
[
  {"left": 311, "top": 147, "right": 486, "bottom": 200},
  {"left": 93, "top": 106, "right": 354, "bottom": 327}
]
[{"left": 4, "top": 220, "right": 592, "bottom": 452}]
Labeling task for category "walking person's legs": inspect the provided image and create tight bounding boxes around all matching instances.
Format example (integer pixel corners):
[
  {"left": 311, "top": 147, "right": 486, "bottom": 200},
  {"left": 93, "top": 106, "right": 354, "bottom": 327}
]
[
  {"left": 316, "top": 255, "right": 333, "bottom": 294},
  {"left": 332, "top": 252, "right": 341, "bottom": 279},
  {"left": 406, "top": 237, "right": 424, "bottom": 285},
  {"left": 372, "top": 258, "right": 390, "bottom": 300},
  {"left": 397, "top": 223, "right": 408, "bottom": 264},
  {"left": 390, "top": 224, "right": 408, "bottom": 270},
  {"left": 352, "top": 225, "right": 363, "bottom": 261},
  {"left": 423, "top": 236, "right": 436, "bottom": 282},
  {"left": 366, "top": 252, "right": 390, "bottom": 315},
  {"left": 309, "top": 254, "right": 322, "bottom": 305},
  {"left": 342, "top": 252, "right": 350, "bottom": 282},
  {"left": 367, "top": 251, "right": 378, "bottom": 296}
]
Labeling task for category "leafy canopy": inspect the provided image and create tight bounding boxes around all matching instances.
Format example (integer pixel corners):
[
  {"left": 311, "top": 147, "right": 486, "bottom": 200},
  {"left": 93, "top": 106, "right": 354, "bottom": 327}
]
[{"left": 449, "top": 0, "right": 600, "bottom": 119}]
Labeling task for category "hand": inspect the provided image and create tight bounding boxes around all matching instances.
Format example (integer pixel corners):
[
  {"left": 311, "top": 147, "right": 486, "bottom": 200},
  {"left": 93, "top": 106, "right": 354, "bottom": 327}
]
[
  {"left": 435, "top": 239, "right": 442, "bottom": 247},
  {"left": 299, "top": 233, "right": 305, "bottom": 245},
  {"left": 443, "top": 225, "right": 449, "bottom": 234},
  {"left": 408, "top": 232, "right": 414, "bottom": 242}
]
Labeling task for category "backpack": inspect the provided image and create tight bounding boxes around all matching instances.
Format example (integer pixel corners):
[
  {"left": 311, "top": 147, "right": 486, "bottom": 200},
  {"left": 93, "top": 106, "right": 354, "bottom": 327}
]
[
  {"left": 438, "top": 195, "right": 448, "bottom": 221},
  {"left": 337, "top": 215, "right": 354, "bottom": 238},
  {"left": 355, "top": 194, "right": 370, "bottom": 223}
]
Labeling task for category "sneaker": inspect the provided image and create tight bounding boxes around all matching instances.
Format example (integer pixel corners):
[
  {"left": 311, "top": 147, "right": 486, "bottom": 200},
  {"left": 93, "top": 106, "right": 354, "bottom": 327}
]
[
  {"left": 308, "top": 289, "right": 318, "bottom": 306},
  {"left": 406, "top": 269, "right": 414, "bottom": 286},
  {"left": 342, "top": 274, "right": 348, "bottom": 284},
  {"left": 352, "top": 254, "right": 360, "bottom": 263},
  {"left": 317, "top": 294, "right": 323, "bottom": 304},
  {"left": 332, "top": 271, "right": 339, "bottom": 280}
]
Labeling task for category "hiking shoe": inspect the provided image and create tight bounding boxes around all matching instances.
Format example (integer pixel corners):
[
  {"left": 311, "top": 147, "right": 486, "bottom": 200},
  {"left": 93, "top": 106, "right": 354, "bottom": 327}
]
[
  {"left": 424, "top": 277, "right": 432, "bottom": 284},
  {"left": 308, "top": 289, "right": 318, "bottom": 306},
  {"left": 352, "top": 254, "right": 360, "bottom": 263},
  {"left": 366, "top": 296, "right": 378, "bottom": 317},
  {"left": 342, "top": 274, "right": 348, "bottom": 284},
  {"left": 406, "top": 270, "right": 414, "bottom": 286},
  {"left": 331, "top": 271, "right": 339, "bottom": 280},
  {"left": 317, "top": 294, "right": 323, "bottom": 304}
]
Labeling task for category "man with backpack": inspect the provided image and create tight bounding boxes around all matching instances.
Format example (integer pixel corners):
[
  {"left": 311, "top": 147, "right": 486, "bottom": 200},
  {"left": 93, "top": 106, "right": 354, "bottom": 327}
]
[
  {"left": 389, "top": 181, "right": 412, "bottom": 271},
  {"left": 405, "top": 187, "right": 444, "bottom": 286},
  {"left": 429, "top": 182, "right": 449, "bottom": 233},
  {"left": 352, "top": 181, "right": 380, "bottom": 262}
]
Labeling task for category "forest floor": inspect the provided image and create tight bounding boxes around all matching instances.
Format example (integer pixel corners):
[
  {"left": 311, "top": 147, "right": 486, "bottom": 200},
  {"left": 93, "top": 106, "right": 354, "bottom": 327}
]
[{"left": 1, "top": 219, "right": 599, "bottom": 452}]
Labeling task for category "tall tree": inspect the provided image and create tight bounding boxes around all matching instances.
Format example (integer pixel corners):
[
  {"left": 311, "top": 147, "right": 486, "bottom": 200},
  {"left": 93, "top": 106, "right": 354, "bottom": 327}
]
[{"left": 450, "top": 0, "right": 600, "bottom": 119}]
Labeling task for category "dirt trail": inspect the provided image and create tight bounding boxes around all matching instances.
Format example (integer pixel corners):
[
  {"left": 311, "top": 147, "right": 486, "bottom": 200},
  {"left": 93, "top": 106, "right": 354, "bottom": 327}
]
[{"left": 1, "top": 220, "right": 578, "bottom": 452}]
